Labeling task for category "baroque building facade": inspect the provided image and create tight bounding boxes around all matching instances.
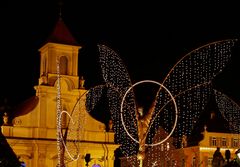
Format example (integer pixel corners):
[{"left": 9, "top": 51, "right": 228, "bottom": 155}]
[{"left": 1, "top": 17, "right": 119, "bottom": 167}]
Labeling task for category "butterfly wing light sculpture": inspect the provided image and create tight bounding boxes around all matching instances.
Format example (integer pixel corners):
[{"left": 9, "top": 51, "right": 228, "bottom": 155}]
[
  {"left": 214, "top": 89, "right": 240, "bottom": 134},
  {"left": 86, "top": 39, "right": 238, "bottom": 165}
]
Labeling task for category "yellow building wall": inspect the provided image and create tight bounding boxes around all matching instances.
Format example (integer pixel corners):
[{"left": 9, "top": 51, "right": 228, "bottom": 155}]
[
  {"left": 178, "top": 127, "right": 240, "bottom": 166},
  {"left": 1, "top": 41, "right": 119, "bottom": 167}
]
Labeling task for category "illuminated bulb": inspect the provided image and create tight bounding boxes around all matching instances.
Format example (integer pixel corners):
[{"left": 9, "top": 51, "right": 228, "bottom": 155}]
[{"left": 137, "top": 152, "right": 145, "bottom": 160}]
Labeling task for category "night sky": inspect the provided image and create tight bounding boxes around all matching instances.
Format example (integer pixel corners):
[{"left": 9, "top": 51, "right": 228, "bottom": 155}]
[{"left": 0, "top": 1, "right": 240, "bottom": 107}]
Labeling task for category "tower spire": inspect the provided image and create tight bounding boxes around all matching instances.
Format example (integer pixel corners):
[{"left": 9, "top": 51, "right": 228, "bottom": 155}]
[{"left": 58, "top": 0, "right": 63, "bottom": 20}]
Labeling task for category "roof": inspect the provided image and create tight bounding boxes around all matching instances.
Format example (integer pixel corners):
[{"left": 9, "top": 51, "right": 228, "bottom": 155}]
[
  {"left": 45, "top": 17, "right": 79, "bottom": 46},
  {"left": 12, "top": 96, "right": 39, "bottom": 118},
  {"left": 187, "top": 108, "right": 232, "bottom": 147}
]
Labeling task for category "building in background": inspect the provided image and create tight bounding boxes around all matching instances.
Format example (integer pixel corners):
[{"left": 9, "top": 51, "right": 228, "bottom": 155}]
[
  {"left": 119, "top": 110, "right": 240, "bottom": 166},
  {"left": 1, "top": 17, "right": 119, "bottom": 167}
]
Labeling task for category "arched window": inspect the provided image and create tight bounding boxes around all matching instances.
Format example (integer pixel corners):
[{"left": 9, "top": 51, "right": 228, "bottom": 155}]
[
  {"left": 42, "top": 56, "right": 47, "bottom": 74},
  {"left": 60, "top": 56, "right": 68, "bottom": 75},
  {"left": 192, "top": 157, "right": 196, "bottom": 167}
]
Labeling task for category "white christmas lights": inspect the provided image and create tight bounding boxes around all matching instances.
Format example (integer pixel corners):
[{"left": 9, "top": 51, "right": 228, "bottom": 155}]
[
  {"left": 56, "top": 57, "right": 87, "bottom": 166},
  {"left": 214, "top": 89, "right": 240, "bottom": 133},
  {"left": 85, "top": 39, "right": 238, "bottom": 165}
]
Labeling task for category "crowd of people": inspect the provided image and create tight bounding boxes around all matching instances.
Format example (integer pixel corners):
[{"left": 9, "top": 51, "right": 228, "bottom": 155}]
[{"left": 212, "top": 147, "right": 240, "bottom": 167}]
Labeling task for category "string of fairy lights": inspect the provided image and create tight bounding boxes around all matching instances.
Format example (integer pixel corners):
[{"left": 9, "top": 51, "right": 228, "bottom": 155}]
[
  {"left": 60, "top": 92, "right": 87, "bottom": 163},
  {"left": 86, "top": 39, "right": 238, "bottom": 165},
  {"left": 56, "top": 57, "right": 87, "bottom": 166},
  {"left": 56, "top": 58, "right": 63, "bottom": 166},
  {"left": 214, "top": 89, "right": 240, "bottom": 134},
  {"left": 161, "top": 39, "right": 238, "bottom": 147},
  {"left": 120, "top": 80, "right": 178, "bottom": 147},
  {"left": 143, "top": 128, "right": 176, "bottom": 166}
]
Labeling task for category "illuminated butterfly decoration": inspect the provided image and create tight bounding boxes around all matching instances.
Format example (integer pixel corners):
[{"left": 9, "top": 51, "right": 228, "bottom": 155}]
[{"left": 85, "top": 39, "right": 238, "bottom": 162}]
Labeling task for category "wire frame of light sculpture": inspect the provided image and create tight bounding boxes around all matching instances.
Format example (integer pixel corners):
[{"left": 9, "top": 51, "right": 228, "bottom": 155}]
[
  {"left": 60, "top": 93, "right": 87, "bottom": 163},
  {"left": 97, "top": 45, "right": 138, "bottom": 158},
  {"left": 214, "top": 89, "right": 240, "bottom": 134},
  {"left": 91, "top": 45, "right": 180, "bottom": 166},
  {"left": 143, "top": 127, "right": 180, "bottom": 167},
  {"left": 120, "top": 80, "right": 178, "bottom": 167},
  {"left": 56, "top": 58, "right": 87, "bottom": 166},
  {"left": 120, "top": 80, "right": 178, "bottom": 147},
  {"left": 86, "top": 39, "right": 238, "bottom": 165},
  {"left": 159, "top": 39, "right": 238, "bottom": 147}
]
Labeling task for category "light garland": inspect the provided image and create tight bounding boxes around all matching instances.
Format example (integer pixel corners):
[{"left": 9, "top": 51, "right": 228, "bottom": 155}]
[
  {"left": 214, "top": 89, "right": 240, "bottom": 133},
  {"left": 63, "top": 92, "right": 88, "bottom": 163},
  {"left": 56, "top": 57, "right": 87, "bottom": 166},
  {"left": 161, "top": 39, "right": 238, "bottom": 147},
  {"left": 85, "top": 39, "right": 238, "bottom": 165},
  {"left": 59, "top": 110, "right": 80, "bottom": 161},
  {"left": 120, "top": 80, "right": 178, "bottom": 147},
  {"left": 56, "top": 58, "right": 63, "bottom": 166}
]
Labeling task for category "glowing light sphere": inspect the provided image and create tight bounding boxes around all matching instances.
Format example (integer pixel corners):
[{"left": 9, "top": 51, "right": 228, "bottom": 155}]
[{"left": 120, "top": 80, "right": 178, "bottom": 147}]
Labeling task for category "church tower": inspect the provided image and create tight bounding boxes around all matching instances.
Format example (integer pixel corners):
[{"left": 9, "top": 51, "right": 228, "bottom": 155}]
[
  {"left": 2, "top": 17, "right": 119, "bottom": 167},
  {"left": 38, "top": 17, "right": 81, "bottom": 89}
]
